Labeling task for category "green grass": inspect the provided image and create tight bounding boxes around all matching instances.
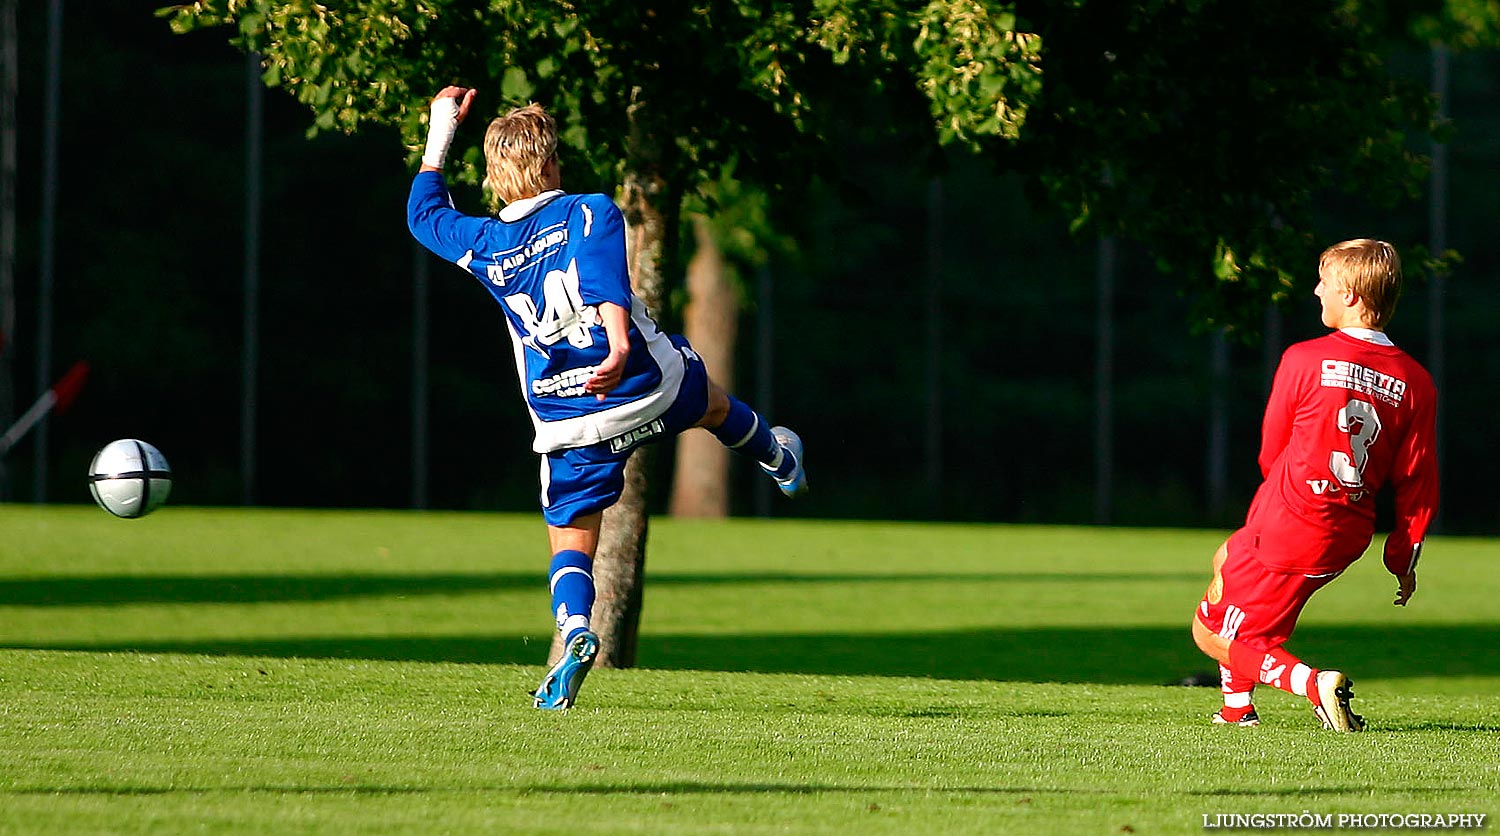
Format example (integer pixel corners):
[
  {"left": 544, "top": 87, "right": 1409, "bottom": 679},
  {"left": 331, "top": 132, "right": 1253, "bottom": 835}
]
[{"left": 1, "top": 505, "right": 1496, "bottom": 834}]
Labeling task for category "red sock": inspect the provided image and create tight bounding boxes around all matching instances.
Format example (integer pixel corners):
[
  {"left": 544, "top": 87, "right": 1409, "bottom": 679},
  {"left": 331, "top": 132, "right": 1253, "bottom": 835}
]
[
  {"left": 1227, "top": 641, "right": 1321, "bottom": 705},
  {"left": 1219, "top": 664, "right": 1256, "bottom": 711},
  {"left": 1217, "top": 705, "right": 1258, "bottom": 723},
  {"left": 1218, "top": 666, "right": 1254, "bottom": 696}
]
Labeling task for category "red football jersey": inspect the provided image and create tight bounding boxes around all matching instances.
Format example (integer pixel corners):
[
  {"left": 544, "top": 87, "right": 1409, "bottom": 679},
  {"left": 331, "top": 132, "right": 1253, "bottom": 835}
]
[{"left": 1233, "top": 330, "right": 1439, "bottom": 576}]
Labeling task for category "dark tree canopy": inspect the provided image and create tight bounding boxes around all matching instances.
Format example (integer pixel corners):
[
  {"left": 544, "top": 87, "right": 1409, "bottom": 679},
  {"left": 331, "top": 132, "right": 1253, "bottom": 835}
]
[
  {"left": 1000, "top": 1, "right": 1445, "bottom": 334},
  {"left": 163, "top": 0, "right": 1492, "bottom": 335},
  {"left": 164, "top": 1, "right": 1040, "bottom": 214}
]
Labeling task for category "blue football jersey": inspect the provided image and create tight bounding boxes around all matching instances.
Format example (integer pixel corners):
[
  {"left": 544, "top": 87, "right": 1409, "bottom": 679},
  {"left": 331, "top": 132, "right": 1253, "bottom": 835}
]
[{"left": 407, "top": 172, "right": 687, "bottom": 452}]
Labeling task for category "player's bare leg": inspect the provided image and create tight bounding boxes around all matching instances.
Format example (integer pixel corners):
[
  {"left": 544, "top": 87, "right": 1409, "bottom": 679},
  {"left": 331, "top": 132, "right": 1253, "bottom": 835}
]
[{"left": 548, "top": 515, "right": 600, "bottom": 556}]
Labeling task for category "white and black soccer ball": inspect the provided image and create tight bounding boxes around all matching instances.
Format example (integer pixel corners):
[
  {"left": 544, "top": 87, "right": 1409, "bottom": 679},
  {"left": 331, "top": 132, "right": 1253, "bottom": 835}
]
[{"left": 88, "top": 439, "right": 172, "bottom": 519}]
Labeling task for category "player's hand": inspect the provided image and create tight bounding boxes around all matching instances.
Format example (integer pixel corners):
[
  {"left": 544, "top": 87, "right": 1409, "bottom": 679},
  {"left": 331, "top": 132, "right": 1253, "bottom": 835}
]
[
  {"left": 1393, "top": 569, "right": 1417, "bottom": 606},
  {"left": 431, "top": 86, "right": 478, "bottom": 125},
  {"left": 585, "top": 350, "right": 628, "bottom": 401}
]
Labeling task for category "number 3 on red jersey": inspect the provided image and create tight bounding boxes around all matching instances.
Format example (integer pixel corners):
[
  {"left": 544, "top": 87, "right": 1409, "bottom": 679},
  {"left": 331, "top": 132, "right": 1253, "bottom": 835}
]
[{"left": 1330, "top": 398, "right": 1382, "bottom": 494}]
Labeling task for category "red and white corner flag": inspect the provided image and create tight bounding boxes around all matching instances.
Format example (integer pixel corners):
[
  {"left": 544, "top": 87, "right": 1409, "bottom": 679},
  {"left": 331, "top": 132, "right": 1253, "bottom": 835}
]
[{"left": 0, "top": 360, "right": 90, "bottom": 457}]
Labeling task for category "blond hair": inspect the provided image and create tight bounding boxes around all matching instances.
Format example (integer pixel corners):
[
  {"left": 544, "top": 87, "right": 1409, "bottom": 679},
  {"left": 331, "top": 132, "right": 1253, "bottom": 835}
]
[
  {"left": 483, "top": 103, "right": 557, "bottom": 205},
  {"left": 1319, "top": 239, "right": 1402, "bottom": 328}
]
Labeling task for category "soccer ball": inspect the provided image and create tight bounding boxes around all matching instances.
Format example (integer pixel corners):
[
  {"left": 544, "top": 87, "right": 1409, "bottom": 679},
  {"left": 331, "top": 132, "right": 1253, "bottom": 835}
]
[{"left": 88, "top": 439, "right": 172, "bottom": 518}]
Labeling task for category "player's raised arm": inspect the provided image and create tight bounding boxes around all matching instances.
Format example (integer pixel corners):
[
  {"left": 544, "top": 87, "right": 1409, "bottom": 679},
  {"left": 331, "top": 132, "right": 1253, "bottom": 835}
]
[
  {"left": 419, "top": 86, "right": 478, "bottom": 174},
  {"left": 408, "top": 86, "right": 489, "bottom": 265}
]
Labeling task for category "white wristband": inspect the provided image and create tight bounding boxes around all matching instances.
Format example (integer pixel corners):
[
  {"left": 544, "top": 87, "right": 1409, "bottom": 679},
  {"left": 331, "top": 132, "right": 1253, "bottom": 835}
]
[{"left": 422, "top": 97, "right": 460, "bottom": 169}]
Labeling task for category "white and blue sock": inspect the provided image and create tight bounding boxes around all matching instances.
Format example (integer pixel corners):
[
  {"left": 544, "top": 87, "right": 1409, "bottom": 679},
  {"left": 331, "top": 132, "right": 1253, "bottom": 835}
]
[
  {"left": 549, "top": 549, "right": 595, "bottom": 645},
  {"left": 709, "top": 397, "right": 795, "bottom": 479}
]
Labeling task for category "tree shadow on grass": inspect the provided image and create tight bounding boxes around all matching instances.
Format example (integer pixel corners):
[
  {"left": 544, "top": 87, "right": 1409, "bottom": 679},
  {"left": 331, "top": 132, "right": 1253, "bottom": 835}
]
[
  {"left": 6, "top": 624, "right": 1497, "bottom": 684},
  {"left": 0, "top": 573, "right": 538, "bottom": 606},
  {"left": 635, "top": 625, "right": 1500, "bottom": 683},
  {"left": 2, "top": 570, "right": 1493, "bottom": 684},
  {"left": 0, "top": 569, "right": 1202, "bottom": 606}
]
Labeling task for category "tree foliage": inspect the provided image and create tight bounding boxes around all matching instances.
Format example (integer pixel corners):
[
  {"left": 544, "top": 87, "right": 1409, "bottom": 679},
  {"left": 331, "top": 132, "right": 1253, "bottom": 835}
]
[
  {"left": 162, "top": 1, "right": 1042, "bottom": 203},
  {"left": 1389, "top": 0, "right": 1500, "bottom": 49},
  {"left": 160, "top": 0, "right": 1494, "bottom": 336},
  {"left": 991, "top": 0, "right": 1476, "bottom": 336}
]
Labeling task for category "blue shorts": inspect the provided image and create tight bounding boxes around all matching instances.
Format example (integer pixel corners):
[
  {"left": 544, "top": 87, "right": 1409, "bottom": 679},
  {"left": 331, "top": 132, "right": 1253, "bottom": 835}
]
[{"left": 539, "top": 341, "right": 709, "bottom": 526}]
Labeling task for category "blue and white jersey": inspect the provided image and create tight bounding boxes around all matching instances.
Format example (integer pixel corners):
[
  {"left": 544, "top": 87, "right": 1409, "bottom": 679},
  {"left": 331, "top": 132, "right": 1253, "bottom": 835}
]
[{"left": 407, "top": 172, "right": 687, "bottom": 453}]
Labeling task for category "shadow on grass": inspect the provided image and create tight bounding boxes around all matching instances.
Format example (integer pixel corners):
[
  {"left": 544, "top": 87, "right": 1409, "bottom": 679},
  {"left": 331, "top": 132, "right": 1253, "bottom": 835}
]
[
  {"left": 6, "top": 624, "right": 1497, "bottom": 684},
  {"left": 641, "top": 625, "right": 1500, "bottom": 683},
  {"left": 0, "top": 574, "right": 537, "bottom": 605},
  {"left": 0, "top": 570, "right": 1202, "bottom": 606}
]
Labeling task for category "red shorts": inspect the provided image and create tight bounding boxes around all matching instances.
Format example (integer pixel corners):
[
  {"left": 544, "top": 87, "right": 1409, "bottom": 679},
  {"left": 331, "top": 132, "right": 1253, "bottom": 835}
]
[{"left": 1196, "top": 539, "right": 1341, "bottom": 651}]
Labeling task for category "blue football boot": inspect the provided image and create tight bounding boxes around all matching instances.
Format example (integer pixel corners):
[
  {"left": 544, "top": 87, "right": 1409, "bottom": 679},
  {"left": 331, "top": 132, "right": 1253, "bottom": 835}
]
[
  {"left": 532, "top": 630, "right": 599, "bottom": 710},
  {"left": 765, "top": 426, "right": 808, "bottom": 497}
]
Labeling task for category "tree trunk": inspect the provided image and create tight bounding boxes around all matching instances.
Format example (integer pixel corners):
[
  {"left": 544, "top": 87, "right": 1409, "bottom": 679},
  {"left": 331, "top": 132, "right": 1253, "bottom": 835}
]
[
  {"left": 590, "top": 448, "right": 650, "bottom": 668},
  {"left": 668, "top": 214, "right": 737, "bottom": 517},
  {"left": 591, "top": 165, "right": 668, "bottom": 668},
  {"left": 549, "top": 161, "right": 670, "bottom": 669}
]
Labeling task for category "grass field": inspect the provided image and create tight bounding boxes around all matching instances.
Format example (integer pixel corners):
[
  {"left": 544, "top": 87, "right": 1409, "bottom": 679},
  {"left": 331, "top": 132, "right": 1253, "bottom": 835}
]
[{"left": 1, "top": 505, "right": 1496, "bottom": 834}]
